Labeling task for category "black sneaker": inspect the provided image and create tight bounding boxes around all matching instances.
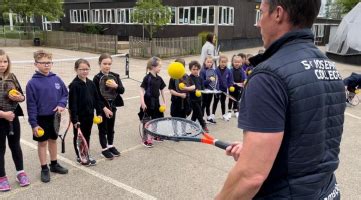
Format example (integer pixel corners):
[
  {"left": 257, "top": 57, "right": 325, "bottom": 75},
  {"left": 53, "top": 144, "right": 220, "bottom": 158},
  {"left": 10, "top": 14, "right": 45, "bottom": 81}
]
[
  {"left": 76, "top": 157, "right": 91, "bottom": 166},
  {"left": 41, "top": 168, "right": 50, "bottom": 183},
  {"left": 101, "top": 149, "right": 114, "bottom": 160},
  {"left": 108, "top": 147, "right": 121, "bottom": 157},
  {"left": 88, "top": 156, "right": 97, "bottom": 166},
  {"left": 50, "top": 163, "right": 68, "bottom": 174},
  {"left": 206, "top": 118, "right": 217, "bottom": 124}
]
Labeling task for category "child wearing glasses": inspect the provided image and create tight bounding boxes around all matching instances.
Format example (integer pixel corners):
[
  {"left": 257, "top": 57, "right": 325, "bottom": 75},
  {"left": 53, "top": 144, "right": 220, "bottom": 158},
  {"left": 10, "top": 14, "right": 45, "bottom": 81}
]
[
  {"left": 26, "top": 50, "right": 69, "bottom": 183},
  {"left": 68, "top": 59, "right": 103, "bottom": 166}
]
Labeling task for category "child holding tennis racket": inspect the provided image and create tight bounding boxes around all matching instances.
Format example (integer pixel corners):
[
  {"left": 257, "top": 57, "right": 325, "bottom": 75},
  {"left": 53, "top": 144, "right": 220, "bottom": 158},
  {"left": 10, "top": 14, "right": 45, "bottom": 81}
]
[
  {"left": 93, "top": 53, "right": 125, "bottom": 160},
  {"left": 188, "top": 60, "right": 208, "bottom": 132},
  {"left": 138, "top": 57, "right": 167, "bottom": 148},
  {"left": 69, "top": 59, "right": 103, "bottom": 166},
  {"left": 168, "top": 58, "right": 193, "bottom": 118},
  {"left": 227, "top": 55, "right": 246, "bottom": 119},
  {"left": 212, "top": 55, "right": 233, "bottom": 121},
  {"left": 26, "top": 50, "right": 69, "bottom": 183},
  {"left": 200, "top": 56, "right": 217, "bottom": 124},
  {"left": 0, "top": 49, "right": 29, "bottom": 191}
]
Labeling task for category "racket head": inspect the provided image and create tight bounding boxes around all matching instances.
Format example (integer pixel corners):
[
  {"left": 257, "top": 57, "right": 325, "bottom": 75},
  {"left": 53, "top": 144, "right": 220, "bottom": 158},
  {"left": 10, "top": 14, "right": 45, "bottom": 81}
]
[
  {"left": 205, "top": 69, "right": 217, "bottom": 90},
  {"left": 54, "top": 108, "right": 71, "bottom": 135},
  {"left": 0, "top": 79, "right": 18, "bottom": 111},
  {"left": 99, "top": 74, "right": 117, "bottom": 101},
  {"left": 144, "top": 117, "right": 203, "bottom": 140},
  {"left": 76, "top": 128, "right": 89, "bottom": 164}
]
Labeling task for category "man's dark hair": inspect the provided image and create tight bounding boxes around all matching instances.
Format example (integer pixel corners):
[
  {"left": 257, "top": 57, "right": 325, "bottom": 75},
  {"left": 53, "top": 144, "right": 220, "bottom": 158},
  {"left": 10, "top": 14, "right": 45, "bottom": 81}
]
[
  {"left": 206, "top": 33, "right": 215, "bottom": 44},
  {"left": 267, "top": 0, "right": 321, "bottom": 28}
]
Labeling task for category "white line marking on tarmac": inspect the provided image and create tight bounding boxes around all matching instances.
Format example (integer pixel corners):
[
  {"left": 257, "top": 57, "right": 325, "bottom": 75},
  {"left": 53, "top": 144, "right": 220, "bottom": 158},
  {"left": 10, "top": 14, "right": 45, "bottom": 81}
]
[
  {"left": 345, "top": 112, "right": 361, "bottom": 120},
  {"left": 20, "top": 139, "right": 157, "bottom": 200}
]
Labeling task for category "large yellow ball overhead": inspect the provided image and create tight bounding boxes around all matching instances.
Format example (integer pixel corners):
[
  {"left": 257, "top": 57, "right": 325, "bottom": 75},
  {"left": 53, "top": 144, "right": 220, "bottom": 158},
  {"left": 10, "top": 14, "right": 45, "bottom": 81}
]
[{"left": 168, "top": 62, "right": 185, "bottom": 79}]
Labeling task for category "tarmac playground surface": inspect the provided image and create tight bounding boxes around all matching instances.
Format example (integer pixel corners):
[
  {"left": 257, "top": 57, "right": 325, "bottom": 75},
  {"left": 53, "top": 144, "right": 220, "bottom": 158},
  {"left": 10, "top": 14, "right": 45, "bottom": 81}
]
[{"left": 0, "top": 46, "right": 360, "bottom": 200}]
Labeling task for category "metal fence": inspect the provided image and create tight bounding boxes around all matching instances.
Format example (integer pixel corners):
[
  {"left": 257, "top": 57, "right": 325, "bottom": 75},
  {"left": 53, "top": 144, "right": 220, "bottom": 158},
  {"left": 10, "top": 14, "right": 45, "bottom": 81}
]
[
  {"left": 0, "top": 25, "right": 43, "bottom": 47},
  {"left": 129, "top": 36, "right": 202, "bottom": 58},
  {"left": 43, "top": 31, "right": 118, "bottom": 54}
]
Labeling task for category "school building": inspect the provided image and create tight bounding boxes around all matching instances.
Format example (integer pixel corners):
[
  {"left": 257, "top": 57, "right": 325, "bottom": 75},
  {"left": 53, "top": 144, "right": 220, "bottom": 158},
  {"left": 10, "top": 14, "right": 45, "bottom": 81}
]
[{"left": 41, "top": 0, "right": 262, "bottom": 51}]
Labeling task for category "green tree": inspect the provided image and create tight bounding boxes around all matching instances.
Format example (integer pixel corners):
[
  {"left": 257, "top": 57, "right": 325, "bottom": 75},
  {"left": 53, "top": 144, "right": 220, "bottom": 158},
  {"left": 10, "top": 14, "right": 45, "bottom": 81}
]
[
  {"left": 0, "top": 0, "right": 63, "bottom": 27},
  {"left": 132, "top": 0, "right": 171, "bottom": 40},
  {"left": 336, "top": 0, "right": 360, "bottom": 14}
]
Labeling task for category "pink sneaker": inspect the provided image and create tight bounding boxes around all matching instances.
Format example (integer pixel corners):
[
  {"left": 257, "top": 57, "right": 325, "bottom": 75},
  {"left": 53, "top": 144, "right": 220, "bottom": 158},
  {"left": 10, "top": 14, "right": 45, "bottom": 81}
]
[
  {"left": 16, "top": 172, "right": 30, "bottom": 187},
  {"left": 0, "top": 176, "right": 10, "bottom": 192}
]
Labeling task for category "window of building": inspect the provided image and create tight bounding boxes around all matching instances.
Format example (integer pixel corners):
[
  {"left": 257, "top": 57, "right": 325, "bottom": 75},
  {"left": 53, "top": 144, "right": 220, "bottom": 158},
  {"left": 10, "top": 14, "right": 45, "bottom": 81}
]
[
  {"left": 170, "top": 7, "right": 176, "bottom": 24},
  {"left": 125, "top": 9, "right": 130, "bottom": 23},
  {"left": 179, "top": 7, "right": 184, "bottom": 24},
  {"left": 190, "top": 7, "right": 196, "bottom": 24},
  {"left": 202, "top": 7, "right": 208, "bottom": 24},
  {"left": 196, "top": 7, "right": 202, "bottom": 24},
  {"left": 92, "top": 9, "right": 100, "bottom": 23},
  {"left": 209, "top": 7, "right": 214, "bottom": 24}
]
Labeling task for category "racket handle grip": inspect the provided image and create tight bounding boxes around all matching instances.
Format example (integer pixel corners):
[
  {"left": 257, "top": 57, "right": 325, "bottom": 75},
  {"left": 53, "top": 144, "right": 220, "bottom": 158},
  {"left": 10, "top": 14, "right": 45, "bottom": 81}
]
[
  {"left": 8, "top": 122, "right": 14, "bottom": 136},
  {"left": 61, "top": 142, "right": 65, "bottom": 153},
  {"left": 215, "top": 140, "right": 230, "bottom": 150}
]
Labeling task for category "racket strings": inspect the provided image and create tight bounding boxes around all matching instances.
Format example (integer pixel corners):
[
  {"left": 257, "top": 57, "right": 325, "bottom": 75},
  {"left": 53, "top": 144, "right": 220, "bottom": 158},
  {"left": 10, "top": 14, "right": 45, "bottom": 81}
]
[{"left": 147, "top": 119, "right": 201, "bottom": 137}]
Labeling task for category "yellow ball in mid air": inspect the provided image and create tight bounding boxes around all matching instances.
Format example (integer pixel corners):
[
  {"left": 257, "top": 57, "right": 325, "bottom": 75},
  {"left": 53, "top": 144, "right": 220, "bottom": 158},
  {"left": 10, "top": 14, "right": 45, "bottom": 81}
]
[
  {"left": 178, "top": 82, "right": 185, "bottom": 90},
  {"left": 37, "top": 128, "right": 44, "bottom": 137},
  {"left": 93, "top": 116, "right": 103, "bottom": 124},
  {"left": 195, "top": 90, "right": 202, "bottom": 97},
  {"left": 159, "top": 105, "right": 166, "bottom": 113},
  {"left": 168, "top": 62, "right": 185, "bottom": 79},
  {"left": 229, "top": 86, "right": 235, "bottom": 92}
]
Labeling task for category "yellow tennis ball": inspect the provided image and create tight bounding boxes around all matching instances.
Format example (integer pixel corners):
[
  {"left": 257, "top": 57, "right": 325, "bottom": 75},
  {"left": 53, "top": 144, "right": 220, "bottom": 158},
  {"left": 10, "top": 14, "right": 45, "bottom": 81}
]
[
  {"left": 247, "top": 70, "right": 253, "bottom": 75},
  {"left": 93, "top": 116, "right": 103, "bottom": 124},
  {"left": 355, "top": 89, "right": 360, "bottom": 94},
  {"left": 209, "top": 77, "right": 215, "bottom": 82},
  {"left": 229, "top": 86, "right": 235, "bottom": 92},
  {"left": 37, "top": 128, "right": 44, "bottom": 137},
  {"left": 179, "top": 82, "right": 185, "bottom": 90},
  {"left": 159, "top": 105, "right": 166, "bottom": 113},
  {"left": 168, "top": 62, "right": 185, "bottom": 79},
  {"left": 195, "top": 90, "right": 201, "bottom": 97},
  {"left": 8, "top": 89, "right": 19, "bottom": 96},
  {"left": 106, "top": 80, "right": 114, "bottom": 85}
]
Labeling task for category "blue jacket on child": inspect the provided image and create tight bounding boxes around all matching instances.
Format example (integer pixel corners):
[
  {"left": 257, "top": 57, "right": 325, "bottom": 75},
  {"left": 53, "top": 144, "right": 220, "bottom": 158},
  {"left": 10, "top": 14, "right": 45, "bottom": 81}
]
[
  {"left": 26, "top": 71, "right": 68, "bottom": 128},
  {"left": 215, "top": 67, "right": 233, "bottom": 92}
]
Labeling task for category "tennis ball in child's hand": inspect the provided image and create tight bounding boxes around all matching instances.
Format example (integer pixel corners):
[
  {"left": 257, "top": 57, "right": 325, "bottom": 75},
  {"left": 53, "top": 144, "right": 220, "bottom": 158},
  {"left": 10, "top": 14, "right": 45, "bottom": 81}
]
[
  {"left": 209, "top": 77, "right": 215, "bottom": 82},
  {"left": 93, "top": 116, "right": 103, "bottom": 124},
  {"left": 37, "top": 128, "right": 44, "bottom": 137},
  {"left": 355, "top": 89, "right": 360, "bottom": 94},
  {"left": 178, "top": 82, "right": 185, "bottom": 90},
  {"left": 229, "top": 86, "right": 235, "bottom": 92},
  {"left": 168, "top": 62, "right": 185, "bottom": 79},
  {"left": 106, "top": 80, "right": 114, "bottom": 85},
  {"left": 159, "top": 105, "right": 166, "bottom": 113},
  {"left": 247, "top": 70, "right": 253, "bottom": 75},
  {"left": 8, "top": 89, "right": 19, "bottom": 96},
  {"left": 195, "top": 90, "right": 202, "bottom": 97}
]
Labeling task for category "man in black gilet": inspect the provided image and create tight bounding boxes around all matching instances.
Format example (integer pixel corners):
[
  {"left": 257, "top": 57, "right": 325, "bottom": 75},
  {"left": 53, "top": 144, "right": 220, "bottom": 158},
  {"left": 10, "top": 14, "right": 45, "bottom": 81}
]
[{"left": 216, "top": 0, "right": 345, "bottom": 199}]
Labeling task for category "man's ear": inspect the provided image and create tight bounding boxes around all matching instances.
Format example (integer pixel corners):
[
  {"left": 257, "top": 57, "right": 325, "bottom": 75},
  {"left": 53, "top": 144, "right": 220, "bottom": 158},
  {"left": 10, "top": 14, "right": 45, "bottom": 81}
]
[{"left": 274, "top": 5, "right": 287, "bottom": 24}]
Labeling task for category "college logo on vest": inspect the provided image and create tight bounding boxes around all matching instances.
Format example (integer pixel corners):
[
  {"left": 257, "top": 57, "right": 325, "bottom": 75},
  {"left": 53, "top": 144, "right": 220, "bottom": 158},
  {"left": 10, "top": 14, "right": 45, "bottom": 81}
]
[
  {"left": 55, "top": 83, "right": 61, "bottom": 89},
  {"left": 301, "top": 59, "right": 342, "bottom": 81}
]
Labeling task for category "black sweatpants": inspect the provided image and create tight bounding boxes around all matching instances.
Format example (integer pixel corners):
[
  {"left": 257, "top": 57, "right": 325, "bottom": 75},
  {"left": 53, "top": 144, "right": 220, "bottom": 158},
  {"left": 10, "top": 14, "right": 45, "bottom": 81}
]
[
  {"left": 191, "top": 100, "right": 206, "bottom": 128},
  {"left": 0, "top": 117, "right": 24, "bottom": 177},
  {"left": 202, "top": 93, "right": 213, "bottom": 117},
  {"left": 212, "top": 93, "right": 227, "bottom": 115},
  {"left": 73, "top": 115, "right": 93, "bottom": 158},
  {"left": 228, "top": 87, "right": 243, "bottom": 111},
  {"left": 98, "top": 107, "right": 117, "bottom": 149}
]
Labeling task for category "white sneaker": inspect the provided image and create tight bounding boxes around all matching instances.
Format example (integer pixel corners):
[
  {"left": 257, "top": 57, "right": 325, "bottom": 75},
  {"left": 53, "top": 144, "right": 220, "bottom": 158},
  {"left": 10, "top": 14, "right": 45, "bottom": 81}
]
[
  {"left": 222, "top": 114, "right": 229, "bottom": 121},
  {"left": 235, "top": 112, "right": 239, "bottom": 118},
  {"left": 227, "top": 112, "right": 232, "bottom": 119}
]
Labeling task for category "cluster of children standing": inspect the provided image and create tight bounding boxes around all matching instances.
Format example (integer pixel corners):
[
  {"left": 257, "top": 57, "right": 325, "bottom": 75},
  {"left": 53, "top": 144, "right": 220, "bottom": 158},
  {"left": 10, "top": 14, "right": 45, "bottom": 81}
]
[
  {"left": 0, "top": 48, "right": 254, "bottom": 191},
  {"left": 138, "top": 53, "right": 254, "bottom": 147},
  {"left": 0, "top": 49, "right": 124, "bottom": 191}
]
